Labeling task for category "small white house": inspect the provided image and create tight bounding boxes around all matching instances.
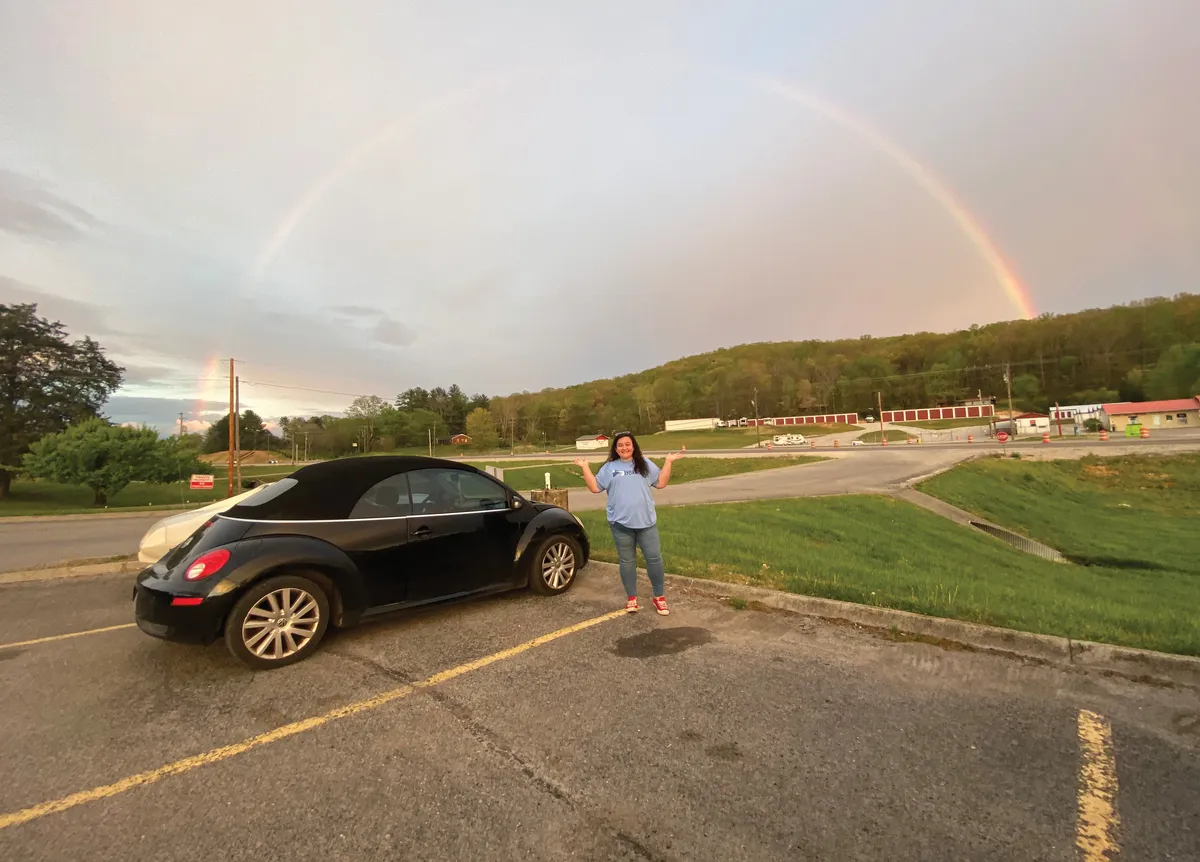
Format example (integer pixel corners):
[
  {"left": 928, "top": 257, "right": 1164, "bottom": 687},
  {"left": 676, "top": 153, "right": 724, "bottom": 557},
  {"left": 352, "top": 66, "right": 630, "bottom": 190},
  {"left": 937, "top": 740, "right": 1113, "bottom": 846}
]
[{"left": 575, "top": 434, "right": 610, "bottom": 451}]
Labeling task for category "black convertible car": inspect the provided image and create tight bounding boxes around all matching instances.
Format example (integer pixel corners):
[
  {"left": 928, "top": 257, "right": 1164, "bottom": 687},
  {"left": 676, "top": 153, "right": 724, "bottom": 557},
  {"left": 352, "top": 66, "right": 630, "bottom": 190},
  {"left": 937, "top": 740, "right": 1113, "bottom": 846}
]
[{"left": 133, "top": 455, "right": 589, "bottom": 669}]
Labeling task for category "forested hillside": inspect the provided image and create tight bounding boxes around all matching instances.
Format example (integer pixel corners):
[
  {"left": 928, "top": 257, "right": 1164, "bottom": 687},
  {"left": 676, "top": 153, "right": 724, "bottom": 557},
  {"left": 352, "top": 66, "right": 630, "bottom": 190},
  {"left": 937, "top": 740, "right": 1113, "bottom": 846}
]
[
  {"left": 270, "top": 293, "right": 1200, "bottom": 456},
  {"left": 487, "top": 293, "right": 1200, "bottom": 442}
]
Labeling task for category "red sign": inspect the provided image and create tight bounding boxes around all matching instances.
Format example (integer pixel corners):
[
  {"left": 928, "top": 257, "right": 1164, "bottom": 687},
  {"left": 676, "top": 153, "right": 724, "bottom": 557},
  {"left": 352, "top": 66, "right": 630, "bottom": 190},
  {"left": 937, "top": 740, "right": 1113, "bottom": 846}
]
[
  {"left": 189, "top": 474, "right": 215, "bottom": 490},
  {"left": 996, "top": 431, "right": 1009, "bottom": 444}
]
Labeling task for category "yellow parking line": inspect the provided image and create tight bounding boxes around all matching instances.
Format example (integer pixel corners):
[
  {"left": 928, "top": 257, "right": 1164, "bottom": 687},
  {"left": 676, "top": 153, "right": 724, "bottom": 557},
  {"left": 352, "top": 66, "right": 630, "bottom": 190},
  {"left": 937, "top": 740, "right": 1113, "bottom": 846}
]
[
  {"left": 1076, "top": 709, "right": 1120, "bottom": 861},
  {"left": 0, "top": 623, "right": 137, "bottom": 651},
  {"left": 0, "top": 608, "right": 625, "bottom": 831}
]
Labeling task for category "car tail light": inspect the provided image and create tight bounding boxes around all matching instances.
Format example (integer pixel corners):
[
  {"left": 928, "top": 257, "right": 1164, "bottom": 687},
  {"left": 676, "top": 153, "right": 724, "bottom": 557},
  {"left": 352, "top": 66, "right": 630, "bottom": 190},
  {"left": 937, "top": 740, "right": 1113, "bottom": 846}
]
[
  {"left": 184, "top": 548, "right": 231, "bottom": 580},
  {"left": 171, "top": 597, "right": 204, "bottom": 606}
]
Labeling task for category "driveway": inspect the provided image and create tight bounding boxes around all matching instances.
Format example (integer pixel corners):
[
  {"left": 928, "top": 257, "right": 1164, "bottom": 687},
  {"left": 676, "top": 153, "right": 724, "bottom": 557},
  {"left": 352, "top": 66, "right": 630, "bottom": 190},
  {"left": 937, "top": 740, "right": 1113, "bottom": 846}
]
[{"left": 1, "top": 567, "right": 1196, "bottom": 860}]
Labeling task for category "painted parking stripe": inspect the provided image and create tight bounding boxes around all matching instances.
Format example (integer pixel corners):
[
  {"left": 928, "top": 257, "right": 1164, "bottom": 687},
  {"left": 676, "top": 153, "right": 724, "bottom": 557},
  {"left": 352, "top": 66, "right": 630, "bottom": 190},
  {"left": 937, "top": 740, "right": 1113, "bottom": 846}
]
[
  {"left": 0, "top": 623, "right": 137, "bottom": 651},
  {"left": 0, "top": 608, "right": 626, "bottom": 830},
  {"left": 1076, "top": 709, "right": 1120, "bottom": 860}
]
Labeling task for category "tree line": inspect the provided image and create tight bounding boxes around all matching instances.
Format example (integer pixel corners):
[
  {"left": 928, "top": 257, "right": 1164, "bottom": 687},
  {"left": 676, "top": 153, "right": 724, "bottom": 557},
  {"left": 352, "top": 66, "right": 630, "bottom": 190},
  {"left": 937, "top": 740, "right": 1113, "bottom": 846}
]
[
  {"left": 481, "top": 292, "right": 1200, "bottom": 444},
  {"left": 5, "top": 294, "right": 1199, "bottom": 498}
]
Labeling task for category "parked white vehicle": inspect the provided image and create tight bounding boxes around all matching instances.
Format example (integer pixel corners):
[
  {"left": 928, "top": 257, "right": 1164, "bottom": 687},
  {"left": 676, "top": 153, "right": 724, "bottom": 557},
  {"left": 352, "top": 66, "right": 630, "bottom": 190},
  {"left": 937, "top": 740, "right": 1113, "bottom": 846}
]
[
  {"left": 136, "top": 483, "right": 274, "bottom": 564},
  {"left": 771, "top": 433, "right": 807, "bottom": 446}
]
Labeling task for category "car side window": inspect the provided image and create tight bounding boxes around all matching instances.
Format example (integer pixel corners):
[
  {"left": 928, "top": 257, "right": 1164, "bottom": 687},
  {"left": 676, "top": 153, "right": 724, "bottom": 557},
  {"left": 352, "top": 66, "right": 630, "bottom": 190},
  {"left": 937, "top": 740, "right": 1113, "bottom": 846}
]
[
  {"left": 349, "top": 473, "right": 413, "bottom": 519},
  {"left": 406, "top": 468, "right": 509, "bottom": 515}
]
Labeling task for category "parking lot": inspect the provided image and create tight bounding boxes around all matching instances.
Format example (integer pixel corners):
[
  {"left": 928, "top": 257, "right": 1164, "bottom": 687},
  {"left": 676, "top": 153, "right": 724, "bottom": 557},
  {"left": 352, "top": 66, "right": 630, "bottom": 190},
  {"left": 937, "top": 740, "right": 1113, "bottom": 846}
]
[{"left": 2, "top": 566, "right": 1198, "bottom": 861}]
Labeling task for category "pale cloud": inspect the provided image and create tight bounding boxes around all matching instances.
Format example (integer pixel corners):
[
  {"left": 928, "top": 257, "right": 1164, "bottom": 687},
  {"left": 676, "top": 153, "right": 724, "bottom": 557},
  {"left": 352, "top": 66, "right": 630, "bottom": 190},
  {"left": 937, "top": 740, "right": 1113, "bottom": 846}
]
[{"left": 1, "top": 0, "right": 1196, "bottom": 433}]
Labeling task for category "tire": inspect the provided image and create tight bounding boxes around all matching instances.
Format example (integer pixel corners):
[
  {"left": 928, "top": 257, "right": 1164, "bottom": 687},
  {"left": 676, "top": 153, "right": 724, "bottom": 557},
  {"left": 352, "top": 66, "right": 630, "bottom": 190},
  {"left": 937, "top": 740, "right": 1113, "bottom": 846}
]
[
  {"left": 527, "top": 533, "right": 582, "bottom": 596},
  {"left": 223, "top": 573, "right": 331, "bottom": 670}
]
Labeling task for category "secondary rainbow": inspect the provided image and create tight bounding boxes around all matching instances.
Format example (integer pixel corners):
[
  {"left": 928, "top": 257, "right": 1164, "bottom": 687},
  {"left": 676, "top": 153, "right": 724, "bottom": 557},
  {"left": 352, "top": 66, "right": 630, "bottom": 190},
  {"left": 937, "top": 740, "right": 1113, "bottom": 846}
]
[{"left": 249, "top": 58, "right": 1036, "bottom": 320}]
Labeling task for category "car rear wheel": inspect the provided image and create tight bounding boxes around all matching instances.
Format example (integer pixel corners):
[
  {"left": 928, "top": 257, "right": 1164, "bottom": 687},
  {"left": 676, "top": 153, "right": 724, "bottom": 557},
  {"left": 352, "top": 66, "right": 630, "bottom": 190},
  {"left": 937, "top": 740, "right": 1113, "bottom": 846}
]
[
  {"left": 527, "top": 533, "right": 581, "bottom": 595},
  {"left": 223, "top": 574, "right": 330, "bottom": 670}
]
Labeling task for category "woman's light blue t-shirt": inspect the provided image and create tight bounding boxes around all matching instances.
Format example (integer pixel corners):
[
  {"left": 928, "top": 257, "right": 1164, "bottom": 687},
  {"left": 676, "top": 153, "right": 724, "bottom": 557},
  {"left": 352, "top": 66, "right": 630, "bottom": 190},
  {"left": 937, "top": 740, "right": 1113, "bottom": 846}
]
[{"left": 595, "top": 457, "right": 661, "bottom": 528}]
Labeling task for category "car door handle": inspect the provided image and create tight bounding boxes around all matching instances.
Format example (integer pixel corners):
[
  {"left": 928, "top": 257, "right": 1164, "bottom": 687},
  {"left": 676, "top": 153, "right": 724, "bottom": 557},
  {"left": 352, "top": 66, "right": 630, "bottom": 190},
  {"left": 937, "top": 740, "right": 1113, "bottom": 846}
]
[{"left": 412, "top": 526, "right": 432, "bottom": 540}]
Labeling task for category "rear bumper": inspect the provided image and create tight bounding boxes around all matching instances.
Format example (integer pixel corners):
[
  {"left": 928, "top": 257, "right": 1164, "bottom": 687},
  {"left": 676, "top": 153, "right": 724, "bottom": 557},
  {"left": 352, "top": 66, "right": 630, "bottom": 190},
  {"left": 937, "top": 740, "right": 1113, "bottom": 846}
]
[{"left": 132, "top": 581, "right": 234, "bottom": 646}]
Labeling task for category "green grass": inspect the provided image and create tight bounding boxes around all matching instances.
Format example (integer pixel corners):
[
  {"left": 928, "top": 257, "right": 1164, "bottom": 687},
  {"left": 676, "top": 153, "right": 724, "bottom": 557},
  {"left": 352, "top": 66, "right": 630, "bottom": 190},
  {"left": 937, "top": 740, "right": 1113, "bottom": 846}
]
[
  {"left": 857, "top": 429, "right": 914, "bottom": 444},
  {"left": 577, "top": 494, "right": 1200, "bottom": 656},
  {"left": 918, "top": 453, "right": 1200, "bottom": 575},
  {"left": 499, "top": 456, "right": 824, "bottom": 491},
  {"left": 0, "top": 479, "right": 231, "bottom": 516},
  {"left": 891, "top": 417, "right": 993, "bottom": 430}
]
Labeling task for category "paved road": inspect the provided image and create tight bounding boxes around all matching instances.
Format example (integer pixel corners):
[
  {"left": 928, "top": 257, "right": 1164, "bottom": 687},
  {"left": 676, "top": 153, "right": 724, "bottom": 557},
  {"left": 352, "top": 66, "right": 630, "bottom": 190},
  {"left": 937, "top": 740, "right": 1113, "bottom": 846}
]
[
  {"left": 566, "top": 445, "right": 975, "bottom": 511},
  {"left": 0, "top": 514, "right": 161, "bottom": 572},
  {"left": 5, "top": 438, "right": 1200, "bottom": 571},
  {"left": 1, "top": 568, "right": 1196, "bottom": 860}
]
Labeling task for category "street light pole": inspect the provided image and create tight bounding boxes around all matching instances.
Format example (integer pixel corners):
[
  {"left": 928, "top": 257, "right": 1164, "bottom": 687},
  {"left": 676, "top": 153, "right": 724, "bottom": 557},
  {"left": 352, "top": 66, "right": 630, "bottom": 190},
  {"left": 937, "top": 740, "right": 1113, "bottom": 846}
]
[{"left": 753, "top": 387, "right": 760, "bottom": 448}]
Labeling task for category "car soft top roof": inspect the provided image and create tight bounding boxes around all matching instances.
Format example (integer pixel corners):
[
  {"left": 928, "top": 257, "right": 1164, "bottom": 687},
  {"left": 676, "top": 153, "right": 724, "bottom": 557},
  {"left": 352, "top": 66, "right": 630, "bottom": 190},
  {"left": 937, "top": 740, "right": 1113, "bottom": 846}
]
[{"left": 221, "top": 455, "right": 491, "bottom": 521}]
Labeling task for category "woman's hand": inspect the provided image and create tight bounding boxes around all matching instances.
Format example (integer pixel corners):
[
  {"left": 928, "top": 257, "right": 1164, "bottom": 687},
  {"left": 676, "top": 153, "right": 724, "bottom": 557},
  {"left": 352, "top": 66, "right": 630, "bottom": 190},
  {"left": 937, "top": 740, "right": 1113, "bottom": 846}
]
[
  {"left": 572, "top": 457, "right": 589, "bottom": 468},
  {"left": 665, "top": 450, "right": 685, "bottom": 463}
]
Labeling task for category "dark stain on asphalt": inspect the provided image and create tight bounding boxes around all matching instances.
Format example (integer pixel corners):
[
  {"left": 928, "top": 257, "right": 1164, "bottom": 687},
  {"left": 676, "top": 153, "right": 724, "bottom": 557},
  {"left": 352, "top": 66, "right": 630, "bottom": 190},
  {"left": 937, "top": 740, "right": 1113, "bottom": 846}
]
[
  {"left": 613, "top": 627, "right": 715, "bottom": 659},
  {"left": 0, "top": 647, "right": 24, "bottom": 662},
  {"left": 1172, "top": 712, "right": 1199, "bottom": 736},
  {"left": 705, "top": 741, "right": 743, "bottom": 761}
]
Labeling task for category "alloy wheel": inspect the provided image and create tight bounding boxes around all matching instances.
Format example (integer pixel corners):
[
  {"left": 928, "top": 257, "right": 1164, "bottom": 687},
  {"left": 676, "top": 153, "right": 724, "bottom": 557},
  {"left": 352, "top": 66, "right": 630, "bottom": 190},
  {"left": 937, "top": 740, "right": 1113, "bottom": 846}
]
[
  {"left": 241, "top": 586, "right": 321, "bottom": 660},
  {"left": 541, "top": 541, "right": 576, "bottom": 590}
]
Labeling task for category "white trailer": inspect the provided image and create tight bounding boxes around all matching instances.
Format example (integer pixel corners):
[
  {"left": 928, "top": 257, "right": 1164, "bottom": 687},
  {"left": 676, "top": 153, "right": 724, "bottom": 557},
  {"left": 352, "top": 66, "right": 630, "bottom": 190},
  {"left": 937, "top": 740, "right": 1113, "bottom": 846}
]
[{"left": 663, "top": 418, "right": 720, "bottom": 432}]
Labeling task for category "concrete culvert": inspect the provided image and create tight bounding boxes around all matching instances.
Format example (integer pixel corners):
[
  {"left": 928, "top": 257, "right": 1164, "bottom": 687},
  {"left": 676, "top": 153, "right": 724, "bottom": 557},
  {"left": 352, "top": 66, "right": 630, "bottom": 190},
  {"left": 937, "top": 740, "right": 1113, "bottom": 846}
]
[{"left": 968, "top": 521, "right": 1067, "bottom": 563}]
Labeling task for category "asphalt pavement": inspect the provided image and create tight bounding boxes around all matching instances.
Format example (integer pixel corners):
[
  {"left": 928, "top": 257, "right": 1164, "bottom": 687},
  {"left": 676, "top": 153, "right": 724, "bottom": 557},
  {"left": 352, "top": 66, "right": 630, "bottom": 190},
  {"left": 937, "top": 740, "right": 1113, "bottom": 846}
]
[{"left": 1, "top": 567, "right": 1196, "bottom": 860}]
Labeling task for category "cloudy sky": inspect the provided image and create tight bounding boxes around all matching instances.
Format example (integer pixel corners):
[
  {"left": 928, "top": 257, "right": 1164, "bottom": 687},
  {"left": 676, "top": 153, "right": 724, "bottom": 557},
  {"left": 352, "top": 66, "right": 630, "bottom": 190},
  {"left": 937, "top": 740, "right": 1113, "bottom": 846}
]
[{"left": 2, "top": 1, "right": 1197, "bottom": 433}]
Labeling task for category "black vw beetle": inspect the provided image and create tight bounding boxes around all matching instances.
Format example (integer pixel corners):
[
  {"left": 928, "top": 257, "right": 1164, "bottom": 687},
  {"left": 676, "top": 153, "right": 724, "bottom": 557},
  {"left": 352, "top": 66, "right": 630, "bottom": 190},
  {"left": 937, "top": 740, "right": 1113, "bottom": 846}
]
[{"left": 133, "top": 456, "right": 588, "bottom": 669}]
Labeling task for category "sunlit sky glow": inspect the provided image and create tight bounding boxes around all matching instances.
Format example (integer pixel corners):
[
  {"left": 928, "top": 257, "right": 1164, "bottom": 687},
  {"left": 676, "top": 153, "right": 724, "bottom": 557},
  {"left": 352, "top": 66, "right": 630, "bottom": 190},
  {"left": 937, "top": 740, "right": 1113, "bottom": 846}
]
[{"left": 2, "top": 1, "right": 1197, "bottom": 432}]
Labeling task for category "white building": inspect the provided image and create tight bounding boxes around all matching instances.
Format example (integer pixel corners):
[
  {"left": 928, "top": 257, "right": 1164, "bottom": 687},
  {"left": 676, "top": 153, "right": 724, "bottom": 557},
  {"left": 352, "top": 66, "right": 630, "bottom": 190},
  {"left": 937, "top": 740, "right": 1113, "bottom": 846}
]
[
  {"left": 575, "top": 434, "right": 610, "bottom": 451},
  {"left": 664, "top": 418, "right": 720, "bottom": 432}
]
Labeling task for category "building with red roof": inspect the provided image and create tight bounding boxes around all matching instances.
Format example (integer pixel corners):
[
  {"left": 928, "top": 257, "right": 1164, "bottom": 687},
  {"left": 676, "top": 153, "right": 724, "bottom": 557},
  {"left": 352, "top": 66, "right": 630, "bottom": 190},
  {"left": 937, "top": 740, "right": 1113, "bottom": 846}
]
[{"left": 1099, "top": 397, "right": 1200, "bottom": 433}]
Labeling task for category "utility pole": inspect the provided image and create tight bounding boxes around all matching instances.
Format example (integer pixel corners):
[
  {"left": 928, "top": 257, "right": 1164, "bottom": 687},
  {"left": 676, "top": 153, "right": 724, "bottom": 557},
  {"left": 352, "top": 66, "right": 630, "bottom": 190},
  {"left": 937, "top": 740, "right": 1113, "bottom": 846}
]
[
  {"left": 234, "top": 375, "right": 241, "bottom": 491},
  {"left": 178, "top": 412, "right": 184, "bottom": 439},
  {"left": 877, "top": 391, "right": 885, "bottom": 442},
  {"left": 752, "top": 387, "right": 760, "bottom": 448},
  {"left": 428, "top": 427, "right": 432, "bottom": 457},
  {"left": 1004, "top": 362, "right": 1016, "bottom": 437},
  {"left": 227, "top": 358, "right": 235, "bottom": 497}
]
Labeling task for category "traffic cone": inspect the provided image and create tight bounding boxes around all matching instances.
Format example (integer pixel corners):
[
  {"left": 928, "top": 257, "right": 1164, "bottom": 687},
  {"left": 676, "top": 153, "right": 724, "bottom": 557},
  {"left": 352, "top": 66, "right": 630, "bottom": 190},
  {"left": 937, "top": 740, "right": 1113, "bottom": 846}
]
[
  {"left": 1042, "top": 431, "right": 1050, "bottom": 444},
  {"left": 1100, "top": 429, "right": 1108, "bottom": 441},
  {"left": 968, "top": 434, "right": 974, "bottom": 443},
  {"left": 833, "top": 439, "right": 839, "bottom": 447},
  {"left": 1140, "top": 426, "right": 1150, "bottom": 439}
]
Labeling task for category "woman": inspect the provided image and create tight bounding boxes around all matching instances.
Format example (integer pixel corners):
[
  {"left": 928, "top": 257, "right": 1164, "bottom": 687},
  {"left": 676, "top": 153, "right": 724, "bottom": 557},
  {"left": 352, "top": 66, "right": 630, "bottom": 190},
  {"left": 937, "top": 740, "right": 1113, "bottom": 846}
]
[{"left": 575, "top": 432, "right": 684, "bottom": 614}]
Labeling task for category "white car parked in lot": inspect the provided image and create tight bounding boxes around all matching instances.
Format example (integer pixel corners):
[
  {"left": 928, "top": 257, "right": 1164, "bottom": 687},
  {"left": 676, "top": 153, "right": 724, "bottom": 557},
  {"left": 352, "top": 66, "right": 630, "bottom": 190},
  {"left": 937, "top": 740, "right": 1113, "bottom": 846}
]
[{"left": 137, "top": 483, "right": 274, "bottom": 564}]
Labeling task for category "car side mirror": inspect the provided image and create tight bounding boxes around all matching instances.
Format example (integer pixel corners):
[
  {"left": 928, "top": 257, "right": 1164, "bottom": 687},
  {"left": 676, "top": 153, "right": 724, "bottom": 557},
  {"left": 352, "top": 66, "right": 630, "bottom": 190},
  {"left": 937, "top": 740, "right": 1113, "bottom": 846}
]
[{"left": 511, "top": 495, "right": 523, "bottom": 509}]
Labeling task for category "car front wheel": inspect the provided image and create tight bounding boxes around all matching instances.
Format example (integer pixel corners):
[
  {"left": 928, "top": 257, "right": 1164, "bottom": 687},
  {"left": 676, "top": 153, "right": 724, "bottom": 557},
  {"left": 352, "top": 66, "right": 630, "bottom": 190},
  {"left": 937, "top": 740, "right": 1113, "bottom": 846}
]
[
  {"left": 527, "top": 533, "right": 582, "bottom": 596},
  {"left": 223, "top": 574, "right": 330, "bottom": 670}
]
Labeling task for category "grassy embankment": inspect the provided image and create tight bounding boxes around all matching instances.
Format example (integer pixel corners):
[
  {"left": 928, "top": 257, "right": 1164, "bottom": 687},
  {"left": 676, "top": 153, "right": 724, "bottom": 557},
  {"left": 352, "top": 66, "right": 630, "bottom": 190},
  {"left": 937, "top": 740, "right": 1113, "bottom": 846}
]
[{"left": 578, "top": 452, "right": 1200, "bottom": 656}]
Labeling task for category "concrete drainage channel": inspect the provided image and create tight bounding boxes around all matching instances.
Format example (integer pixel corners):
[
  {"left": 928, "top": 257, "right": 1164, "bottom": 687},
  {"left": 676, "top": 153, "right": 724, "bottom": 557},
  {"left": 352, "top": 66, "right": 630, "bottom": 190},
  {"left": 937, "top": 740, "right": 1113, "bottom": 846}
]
[
  {"left": 966, "top": 520, "right": 1067, "bottom": 563},
  {"left": 892, "top": 488, "right": 1069, "bottom": 564}
]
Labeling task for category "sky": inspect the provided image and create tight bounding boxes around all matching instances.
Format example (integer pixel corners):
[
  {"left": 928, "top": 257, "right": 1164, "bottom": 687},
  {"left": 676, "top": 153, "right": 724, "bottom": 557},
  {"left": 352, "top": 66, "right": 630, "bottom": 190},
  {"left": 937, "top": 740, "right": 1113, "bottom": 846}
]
[{"left": 2, "top": 0, "right": 1198, "bottom": 434}]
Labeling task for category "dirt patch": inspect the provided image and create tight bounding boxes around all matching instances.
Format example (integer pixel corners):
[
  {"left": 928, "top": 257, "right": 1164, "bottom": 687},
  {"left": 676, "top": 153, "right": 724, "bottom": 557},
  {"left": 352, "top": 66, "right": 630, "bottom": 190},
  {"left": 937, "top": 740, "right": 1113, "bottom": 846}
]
[{"left": 1083, "top": 464, "right": 1119, "bottom": 477}]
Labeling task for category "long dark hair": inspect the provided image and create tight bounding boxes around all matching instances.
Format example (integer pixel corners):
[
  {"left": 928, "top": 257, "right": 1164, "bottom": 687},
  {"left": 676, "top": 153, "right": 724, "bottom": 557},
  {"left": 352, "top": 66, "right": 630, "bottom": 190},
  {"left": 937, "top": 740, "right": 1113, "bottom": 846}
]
[{"left": 607, "top": 431, "right": 650, "bottom": 476}]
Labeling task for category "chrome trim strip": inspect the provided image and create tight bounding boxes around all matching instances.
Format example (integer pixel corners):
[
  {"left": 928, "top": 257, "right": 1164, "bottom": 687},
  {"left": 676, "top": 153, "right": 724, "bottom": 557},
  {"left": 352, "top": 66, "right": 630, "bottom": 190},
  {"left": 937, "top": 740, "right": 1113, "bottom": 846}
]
[{"left": 217, "top": 508, "right": 512, "bottom": 525}]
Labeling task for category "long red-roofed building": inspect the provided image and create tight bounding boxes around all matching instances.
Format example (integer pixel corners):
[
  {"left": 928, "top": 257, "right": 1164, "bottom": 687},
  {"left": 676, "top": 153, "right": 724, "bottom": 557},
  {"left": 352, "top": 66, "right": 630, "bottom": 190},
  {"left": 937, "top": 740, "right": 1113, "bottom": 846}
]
[{"left": 1098, "top": 397, "right": 1200, "bottom": 433}]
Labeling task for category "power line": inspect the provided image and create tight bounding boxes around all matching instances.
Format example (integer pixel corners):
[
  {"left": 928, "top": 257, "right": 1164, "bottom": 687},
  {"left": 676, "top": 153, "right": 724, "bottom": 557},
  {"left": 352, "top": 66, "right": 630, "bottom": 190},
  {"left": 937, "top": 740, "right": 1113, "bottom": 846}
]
[{"left": 239, "top": 380, "right": 378, "bottom": 399}]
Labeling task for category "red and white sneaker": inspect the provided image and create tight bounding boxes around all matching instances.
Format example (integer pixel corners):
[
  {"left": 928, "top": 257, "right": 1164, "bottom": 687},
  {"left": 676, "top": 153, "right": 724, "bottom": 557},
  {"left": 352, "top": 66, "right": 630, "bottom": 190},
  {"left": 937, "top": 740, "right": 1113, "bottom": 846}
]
[
  {"left": 625, "top": 596, "right": 640, "bottom": 612},
  {"left": 652, "top": 596, "right": 670, "bottom": 616}
]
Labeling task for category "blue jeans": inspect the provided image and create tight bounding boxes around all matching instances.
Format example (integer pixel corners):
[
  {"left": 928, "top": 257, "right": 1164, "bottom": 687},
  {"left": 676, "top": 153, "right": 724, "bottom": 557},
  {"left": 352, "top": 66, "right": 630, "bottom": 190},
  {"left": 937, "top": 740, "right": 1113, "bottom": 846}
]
[{"left": 609, "top": 521, "right": 666, "bottom": 597}]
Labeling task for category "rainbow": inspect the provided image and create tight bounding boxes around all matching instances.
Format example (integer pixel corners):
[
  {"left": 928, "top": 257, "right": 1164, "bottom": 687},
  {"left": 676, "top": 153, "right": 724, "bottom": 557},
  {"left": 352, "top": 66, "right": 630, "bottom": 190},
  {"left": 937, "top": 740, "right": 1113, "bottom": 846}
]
[
  {"left": 194, "top": 354, "right": 225, "bottom": 425},
  {"left": 249, "top": 57, "right": 1035, "bottom": 320}
]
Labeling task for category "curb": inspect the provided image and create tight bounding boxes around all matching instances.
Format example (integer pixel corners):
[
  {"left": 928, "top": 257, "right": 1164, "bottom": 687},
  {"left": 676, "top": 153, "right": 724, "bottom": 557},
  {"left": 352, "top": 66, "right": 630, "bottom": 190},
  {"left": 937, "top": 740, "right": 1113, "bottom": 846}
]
[
  {"left": 583, "top": 562, "right": 1200, "bottom": 690},
  {"left": 0, "top": 557, "right": 144, "bottom": 584},
  {"left": 0, "top": 509, "right": 192, "bottom": 524}
]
